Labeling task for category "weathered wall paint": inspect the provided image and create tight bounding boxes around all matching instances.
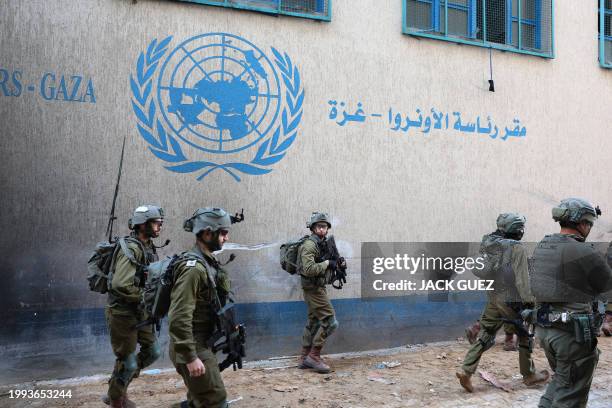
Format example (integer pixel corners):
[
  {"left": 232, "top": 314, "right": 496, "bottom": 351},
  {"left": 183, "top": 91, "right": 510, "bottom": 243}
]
[{"left": 1, "top": 0, "right": 611, "bottom": 383}]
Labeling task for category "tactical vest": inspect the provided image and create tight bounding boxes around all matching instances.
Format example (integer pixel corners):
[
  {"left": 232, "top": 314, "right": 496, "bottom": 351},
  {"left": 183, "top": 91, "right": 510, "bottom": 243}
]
[
  {"left": 530, "top": 234, "right": 596, "bottom": 308},
  {"left": 477, "top": 233, "right": 521, "bottom": 302},
  {"left": 176, "top": 250, "right": 230, "bottom": 340},
  {"left": 107, "top": 236, "right": 157, "bottom": 307},
  {"left": 297, "top": 235, "right": 327, "bottom": 288}
]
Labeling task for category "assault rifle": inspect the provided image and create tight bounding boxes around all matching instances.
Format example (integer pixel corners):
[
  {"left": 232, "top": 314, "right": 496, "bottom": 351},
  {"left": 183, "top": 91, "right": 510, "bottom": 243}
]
[
  {"left": 501, "top": 303, "right": 536, "bottom": 350},
  {"left": 207, "top": 302, "right": 246, "bottom": 372},
  {"left": 321, "top": 235, "right": 347, "bottom": 289},
  {"left": 205, "top": 267, "right": 246, "bottom": 372},
  {"left": 501, "top": 317, "right": 532, "bottom": 339}
]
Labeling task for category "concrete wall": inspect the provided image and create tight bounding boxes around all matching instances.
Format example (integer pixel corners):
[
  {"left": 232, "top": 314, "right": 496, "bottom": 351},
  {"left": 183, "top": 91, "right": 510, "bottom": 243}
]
[{"left": 1, "top": 0, "right": 611, "bottom": 383}]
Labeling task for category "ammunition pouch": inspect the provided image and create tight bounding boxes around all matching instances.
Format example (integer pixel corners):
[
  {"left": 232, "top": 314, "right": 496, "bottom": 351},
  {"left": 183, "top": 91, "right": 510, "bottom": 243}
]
[
  {"left": 573, "top": 315, "right": 594, "bottom": 348},
  {"left": 543, "top": 312, "right": 599, "bottom": 350}
]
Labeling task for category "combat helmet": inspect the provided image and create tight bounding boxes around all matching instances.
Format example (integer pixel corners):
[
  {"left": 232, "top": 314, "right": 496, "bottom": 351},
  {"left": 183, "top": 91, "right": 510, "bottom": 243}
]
[
  {"left": 552, "top": 198, "right": 601, "bottom": 225},
  {"left": 496, "top": 213, "right": 526, "bottom": 235},
  {"left": 128, "top": 205, "right": 164, "bottom": 230},
  {"left": 184, "top": 207, "right": 232, "bottom": 235},
  {"left": 307, "top": 212, "right": 331, "bottom": 229}
]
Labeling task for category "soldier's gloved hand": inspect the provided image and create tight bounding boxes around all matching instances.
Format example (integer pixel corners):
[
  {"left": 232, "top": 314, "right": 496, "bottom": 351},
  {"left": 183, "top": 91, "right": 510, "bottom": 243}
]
[
  {"left": 328, "top": 259, "right": 337, "bottom": 271},
  {"left": 187, "top": 358, "right": 206, "bottom": 377}
]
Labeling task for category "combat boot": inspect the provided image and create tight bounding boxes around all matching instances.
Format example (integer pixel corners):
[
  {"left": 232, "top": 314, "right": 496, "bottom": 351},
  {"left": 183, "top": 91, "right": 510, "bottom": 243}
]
[
  {"left": 503, "top": 333, "right": 517, "bottom": 351},
  {"left": 105, "top": 395, "right": 136, "bottom": 408},
  {"left": 602, "top": 313, "right": 612, "bottom": 337},
  {"left": 297, "top": 346, "right": 311, "bottom": 369},
  {"left": 303, "top": 346, "right": 331, "bottom": 373},
  {"left": 464, "top": 321, "right": 480, "bottom": 344},
  {"left": 455, "top": 370, "right": 473, "bottom": 393},
  {"left": 523, "top": 369, "right": 550, "bottom": 386}
]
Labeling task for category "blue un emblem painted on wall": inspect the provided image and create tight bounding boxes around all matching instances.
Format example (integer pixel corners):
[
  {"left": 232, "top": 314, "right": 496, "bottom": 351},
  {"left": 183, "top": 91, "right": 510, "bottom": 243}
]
[{"left": 130, "top": 33, "right": 304, "bottom": 181}]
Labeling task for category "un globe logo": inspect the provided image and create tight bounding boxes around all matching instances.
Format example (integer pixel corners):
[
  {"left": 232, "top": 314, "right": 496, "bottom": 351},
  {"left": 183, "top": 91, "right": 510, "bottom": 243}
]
[
  {"left": 158, "top": 34, "right": 281, "bottom": 154},
  {"left": 130, "top": 33, "right": 304, "bottom": 181}
]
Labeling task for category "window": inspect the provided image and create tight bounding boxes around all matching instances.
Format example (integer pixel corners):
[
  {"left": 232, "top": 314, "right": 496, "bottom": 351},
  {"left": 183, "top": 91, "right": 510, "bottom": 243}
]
[
  {"left": 403, "top": 0, "right": 553, "bottom": 58},
  {"left": 177, "top": 0, "right": 331, "bottom": 21},
  {"left": 600, "top": 0, "right": 612, "bottom": 67}
]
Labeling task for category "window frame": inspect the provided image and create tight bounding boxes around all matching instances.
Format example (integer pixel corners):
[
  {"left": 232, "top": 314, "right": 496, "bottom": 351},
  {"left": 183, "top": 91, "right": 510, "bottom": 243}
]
[
  {"left": 176, "top": 0, "right": 332, "bottom": 22},
  {"left": 402, "top": 0, "right": 554, "bottom": 59},
  {"left": 600, "top": 0, "right": 612, "bottom": 68}
]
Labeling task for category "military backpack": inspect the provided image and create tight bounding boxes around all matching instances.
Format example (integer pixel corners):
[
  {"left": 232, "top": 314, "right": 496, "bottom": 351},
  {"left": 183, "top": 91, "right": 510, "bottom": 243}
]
[
  {"left": 139, "top": 254, "right": 183, "bottom": 322},
  {"left": 87, "top": 237, "right": 144, "bottom": 294},
  {"left": 280, "top": 235, "right": 312, "bottom": 274},
  {"left": 474, "top": 235, "right": 518, "bottom": 282}
]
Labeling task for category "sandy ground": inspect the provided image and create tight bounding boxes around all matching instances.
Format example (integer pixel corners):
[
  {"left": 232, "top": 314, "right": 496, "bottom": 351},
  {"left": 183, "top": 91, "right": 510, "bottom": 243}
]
[{"left": 1, "top": 336, "right": 610, "bottom": 408}]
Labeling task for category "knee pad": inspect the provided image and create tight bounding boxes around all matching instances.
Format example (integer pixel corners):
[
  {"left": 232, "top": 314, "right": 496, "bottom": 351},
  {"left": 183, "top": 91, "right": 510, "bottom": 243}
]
[
  {"left": 140, "top": 342, "right": 161, "bottom": 368},
  {"left": 117, "top": 353, "right": 138, "bottom": 384},
  {"left": 478, "top": 331, "right": 496, "bottom": 351},
  {"left": 325, "top": 317, "right": 339, "bottom": 336}
]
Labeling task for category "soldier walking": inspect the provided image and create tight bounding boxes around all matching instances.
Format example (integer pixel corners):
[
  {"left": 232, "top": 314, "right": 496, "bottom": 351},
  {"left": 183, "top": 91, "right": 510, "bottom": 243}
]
[
  {"left": 168, "top": 207, "right": 237, "bottom": 408},
  {"left": 296, "top": 212, "right": 344, "bottom": 374},
  {"left": 104, "top": 205, "right": 165, "bottom": 408},
  {"left": 457, "top": 213, "right": 549, "bottom": 392},
  {"left": 530, "top": 198, "right": 612, "bottom": 407}
]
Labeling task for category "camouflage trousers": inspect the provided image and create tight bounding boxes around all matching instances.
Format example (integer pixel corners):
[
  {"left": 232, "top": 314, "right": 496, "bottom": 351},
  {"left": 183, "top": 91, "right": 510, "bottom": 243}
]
[
  {"left": 302, "top": 286, "right": 338, "bottom": 349},
  {"left": 105, "top": 307, "right": 160, "bottom": 400},
  {"left": 461, "top": 301, "right": 536, "bottom": 376},
  {"left": 537, "top": 326, "right": 599, "bottom": 408},
  {"left": 170, "top": 345, "right": 228, "bottom": 408}
]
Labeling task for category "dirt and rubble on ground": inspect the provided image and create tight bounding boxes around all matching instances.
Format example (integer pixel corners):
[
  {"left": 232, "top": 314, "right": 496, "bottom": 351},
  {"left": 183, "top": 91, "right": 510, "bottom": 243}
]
[{"left": 2, "top": 336, "right": 610, "bottom": 408}]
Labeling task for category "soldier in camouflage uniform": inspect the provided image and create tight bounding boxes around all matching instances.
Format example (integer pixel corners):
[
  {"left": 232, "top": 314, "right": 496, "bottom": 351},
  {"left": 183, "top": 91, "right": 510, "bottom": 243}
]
[
  {"left": 104, "top": 205, "right": 164, "bottom": 408},
  {"left": 168, "top": 207, "right": 235, "bottom": 408},
  {"left": 296, "top": 212, "right": 344, "bottom": 374},
  {"left": 457, "top": 213, "right": 549, "bottom": 393},
  {"left": 530, "top": 198, "right": 612, "bottom": 408}
]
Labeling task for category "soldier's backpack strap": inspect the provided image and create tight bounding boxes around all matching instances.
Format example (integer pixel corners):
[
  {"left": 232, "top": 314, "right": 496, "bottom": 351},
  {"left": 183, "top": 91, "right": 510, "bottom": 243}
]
[
  {"left": 118, "top": 237, "right": 146, "bottom": 266},
  {"left": 116, "top": 237, "right": 150, "bottom": 288},
  {"left": 179, "top": 251, "right": 217, "bottom": 286},
  {"left": 192, "top": 254, "right": 219, "bottom": 295},
  {"left": 298, "top": 236, "right": 327, "bottom": 283}
]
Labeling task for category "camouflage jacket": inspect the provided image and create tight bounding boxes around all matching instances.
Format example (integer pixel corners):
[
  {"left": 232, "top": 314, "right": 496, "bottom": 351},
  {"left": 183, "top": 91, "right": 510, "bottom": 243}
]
[
  {"left": 168, "top": 244, "right": 230, "bottom": 364},
  {"left": 298, "top": 234, "right": 330, "bottom": 290},
  {"left": 107, "top": 235, "right": 157, "bottom": 314}
]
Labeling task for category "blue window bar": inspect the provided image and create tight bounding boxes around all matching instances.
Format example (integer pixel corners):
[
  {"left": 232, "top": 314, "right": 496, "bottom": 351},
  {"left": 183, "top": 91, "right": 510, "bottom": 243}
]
[
  {"left": 601, "top": 0, "right": 612, "bottom": 68},
  {"left": 403, "top": 0, "right": 554, "bottom": 58},
  {"left": 176, "top": 0, "right": 331, "bottom": 21}
]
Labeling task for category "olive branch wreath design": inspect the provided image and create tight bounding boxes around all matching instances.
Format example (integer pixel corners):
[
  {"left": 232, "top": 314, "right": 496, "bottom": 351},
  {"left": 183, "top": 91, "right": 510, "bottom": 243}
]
[{"left": 130, "top": 35, "right": 304, "bottom": 182}]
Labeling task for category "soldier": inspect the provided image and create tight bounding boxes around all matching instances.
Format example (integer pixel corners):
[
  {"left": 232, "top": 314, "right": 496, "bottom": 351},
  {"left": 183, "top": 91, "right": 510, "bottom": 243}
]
[
  {"left": 168, "top": 208, "right": 235, "bottom": 408},
  {"left": 530, "top": 198, "right": 612, "bottom": 408},
  {"left": 457, "top": 213, "right": 549, "bottom": 393},
  {"left": 296, "top": 212, "right": 344, "bottom": 374},
  {"left": 104, "top": 205, "right": 164, "bottom": 408}
]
